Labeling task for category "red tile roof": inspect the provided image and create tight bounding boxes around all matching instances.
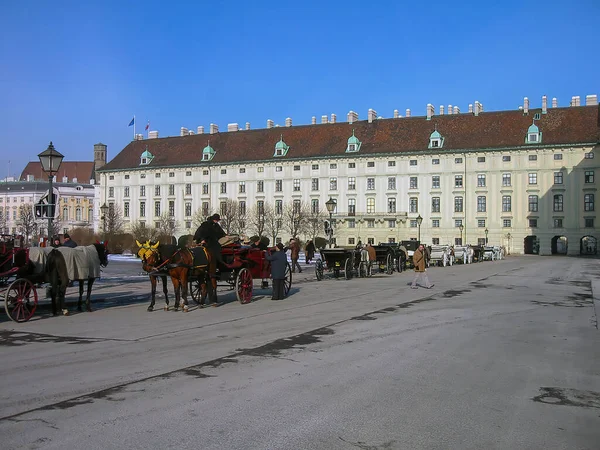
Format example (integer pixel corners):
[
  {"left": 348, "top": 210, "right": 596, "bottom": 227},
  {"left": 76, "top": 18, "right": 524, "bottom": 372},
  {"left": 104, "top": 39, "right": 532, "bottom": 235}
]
[
  {"left": 20, "top": 161, "right": 95, "bottom": 183},
  {"left": 100, "top": 105, "right": 600, "bottom": 172}
]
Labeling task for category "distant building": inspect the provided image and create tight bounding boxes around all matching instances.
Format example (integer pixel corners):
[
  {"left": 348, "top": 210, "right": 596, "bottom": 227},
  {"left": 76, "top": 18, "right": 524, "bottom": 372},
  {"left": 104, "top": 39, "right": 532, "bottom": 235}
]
[{"left": 97, "top": 96, "right": 599, "bottom": 256}]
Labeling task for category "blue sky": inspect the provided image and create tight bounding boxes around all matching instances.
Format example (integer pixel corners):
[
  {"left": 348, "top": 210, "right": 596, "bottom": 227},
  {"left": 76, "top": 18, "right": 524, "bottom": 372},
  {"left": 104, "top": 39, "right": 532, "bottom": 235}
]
[{"left": 1, "top": 0, "right": 598, "bottom": 178}]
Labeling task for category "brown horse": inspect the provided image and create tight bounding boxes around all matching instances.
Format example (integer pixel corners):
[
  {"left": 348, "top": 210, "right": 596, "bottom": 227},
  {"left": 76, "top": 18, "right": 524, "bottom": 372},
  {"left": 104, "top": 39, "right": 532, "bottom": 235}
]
[
  {"left": 136, "top": 241, "right": 215, "bottom": 312},
  {"left": 136, "top": 240, "right": 171, "bottom": 312}
]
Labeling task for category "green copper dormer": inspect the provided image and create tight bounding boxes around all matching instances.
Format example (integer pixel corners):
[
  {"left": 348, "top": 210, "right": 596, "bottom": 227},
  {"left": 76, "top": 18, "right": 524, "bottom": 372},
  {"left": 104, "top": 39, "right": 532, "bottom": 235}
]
[
  {"left": 526, "top": 123, "right": 542, "bottom": 144},
  {"left": 346, "top": 130, "right": 362, "bottom": 153},
  {"left": 428, "top": 129, "right": 444, "bottom": 149},
  {"left": 140, "top": 147, "right": 154, "bottom": 165},
  {"left": 202, "top": 142, "right": 216, "bottom": 161},
  {"left": 274, "top": 135, "right": 289, "bottom": 157}
]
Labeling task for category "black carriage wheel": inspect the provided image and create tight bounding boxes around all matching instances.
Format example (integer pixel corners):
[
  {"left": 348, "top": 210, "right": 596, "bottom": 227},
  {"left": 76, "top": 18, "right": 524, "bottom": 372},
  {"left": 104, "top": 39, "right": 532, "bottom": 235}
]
[
  {"left": 315, "top": 260, "right": 324, "bottom": 281},
  {"left": 344, "top": 258, "right": 353, "bottom": 280},
  {"left": 5, "top": 278, "right": 38, "bottom": 323},
  {"left": 386, "top": 253, "right": 393, "bottom": 275},
  {"left": 236, "top": 268, "right": 253, "bottom": 304},
  {"left": 189, "top": 278, "right": 204, "bottom": 304},
  {"left": 283, "top": 263, "right": 292, "bottom": 296}
]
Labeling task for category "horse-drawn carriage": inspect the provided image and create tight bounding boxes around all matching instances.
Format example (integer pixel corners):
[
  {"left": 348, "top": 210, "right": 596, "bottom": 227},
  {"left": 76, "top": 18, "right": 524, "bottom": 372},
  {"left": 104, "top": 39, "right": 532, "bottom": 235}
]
[
  {"left": 189, "top": 243, "right": 292, "bottom": 305},
  {"left": 371, "top": 243, "right": 405, "bottom": 275},
  {"left": 428, "top": 245, "right": 454, "bottom": 267},
  {"left": 482, "top": 246, "right": 504, "bottom": 261},
  {"left": 315, "top": 247, "right": 360, "bottom": 280},
  {"left": 0, "top": 235, "right": 38, "bottom": 322}
]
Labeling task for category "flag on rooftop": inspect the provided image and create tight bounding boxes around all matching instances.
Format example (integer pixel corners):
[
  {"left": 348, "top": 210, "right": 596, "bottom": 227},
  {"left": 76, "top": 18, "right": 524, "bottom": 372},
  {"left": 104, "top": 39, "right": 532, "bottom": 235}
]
[{"left": 128, "top": 117, "right": 135, "bottom": 127}]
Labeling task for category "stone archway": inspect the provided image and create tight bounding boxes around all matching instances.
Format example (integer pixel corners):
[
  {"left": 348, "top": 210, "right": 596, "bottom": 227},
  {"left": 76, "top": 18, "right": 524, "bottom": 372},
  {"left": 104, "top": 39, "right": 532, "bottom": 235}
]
[
  {"left": 580, "top": 236, "right": 597, "bottom": 255},
  {"left": 524, "top": 235, "right": 539, "bottom": 254},
  {"left": 551, "top": 235, "right": 568, "bottom": 255}
]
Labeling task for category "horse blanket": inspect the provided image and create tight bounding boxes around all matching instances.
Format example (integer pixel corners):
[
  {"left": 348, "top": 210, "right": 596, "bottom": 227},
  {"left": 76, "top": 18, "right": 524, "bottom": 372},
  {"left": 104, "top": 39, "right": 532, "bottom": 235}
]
[
  {"left": 29, "top": 246, "right": 101, "bottom": 280},
  {"left": 190, "top": 247, "right": 210, "bottom": 268}
]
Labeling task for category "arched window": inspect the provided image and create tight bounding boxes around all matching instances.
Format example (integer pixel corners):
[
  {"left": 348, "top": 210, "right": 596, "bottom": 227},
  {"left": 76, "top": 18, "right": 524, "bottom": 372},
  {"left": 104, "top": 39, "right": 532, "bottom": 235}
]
[
  {"left": 76, "top": 207, "right": 82, "bottom": 221},
  {"left": 62, "top": 206, "right": 68, "bottom": 221}
]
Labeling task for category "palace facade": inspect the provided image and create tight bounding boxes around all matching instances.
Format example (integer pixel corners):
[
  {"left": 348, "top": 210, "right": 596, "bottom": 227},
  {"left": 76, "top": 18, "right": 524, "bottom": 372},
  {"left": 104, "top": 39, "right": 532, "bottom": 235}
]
[{"left": 97, "top": 96, "right": 600, "bottom": 255}]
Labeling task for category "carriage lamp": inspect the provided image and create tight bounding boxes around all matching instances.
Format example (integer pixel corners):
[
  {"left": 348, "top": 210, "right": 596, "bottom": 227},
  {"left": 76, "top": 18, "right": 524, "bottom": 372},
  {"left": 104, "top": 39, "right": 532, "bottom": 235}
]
[
  {"left": 100, "top": 203, "right": 109, "bottom": 232},
  {"left": 485, "top": 228, "right": 489, "bottom": 244},
  {"left": 38, "top": 142, "right": 64, "bottom": 238},
  {"left": 459, "top": 224, "right": 464, "bottom": 245},
  {"left": 325, "top": 197, "right": 337, "bottom": 248},
  {"left": 416, "top": 214, "right": 423, "bottom": 242}
]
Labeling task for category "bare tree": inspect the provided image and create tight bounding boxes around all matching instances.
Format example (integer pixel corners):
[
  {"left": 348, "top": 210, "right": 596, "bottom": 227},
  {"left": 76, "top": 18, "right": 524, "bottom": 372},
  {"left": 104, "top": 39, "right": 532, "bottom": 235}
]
[
  {"left": 155, "top": 212, "right": 179, "bottom": 243},
  {"left": 283, "top": 200, "right": 310, "bottom": 240},
  {"left": 192, "top": 207, "right": 207, "bottom": 229},
  {"left": 105, "top": 204, "right": 125, "bottom": 236},
  {"left": 247, "top": 203, "right": 268, "bottom": 238},
  {"left": 264, "top": 203, "right": 283, "bottom": 244},
  {"left": 17, "top": 204, "right": 38, "bottom": 244},
  {"left": 130, "top": 220, "right": 159, "bottom": 244},
  {"left": 306, "top": 207, "right": 328, "bottom": 242},
  {"left": 218, "top": 198, "right": 239, "bottom": 234}
]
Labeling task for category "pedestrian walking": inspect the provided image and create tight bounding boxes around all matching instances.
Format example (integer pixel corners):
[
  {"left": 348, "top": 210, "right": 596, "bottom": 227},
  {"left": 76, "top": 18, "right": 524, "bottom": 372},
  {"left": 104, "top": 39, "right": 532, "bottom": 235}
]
[
  {"left": 411, "top": 244, "right": 434, "bottom": 289},
  {"left": 305, "top": 239, "right": 315, "bottom": 264},
  {"left": 266, "top": 243, "right": 288, "bottom": 300}
]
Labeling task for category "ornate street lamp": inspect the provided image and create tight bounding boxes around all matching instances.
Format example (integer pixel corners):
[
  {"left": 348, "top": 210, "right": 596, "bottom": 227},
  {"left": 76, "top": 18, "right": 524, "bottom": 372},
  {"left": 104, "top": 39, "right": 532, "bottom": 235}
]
[
  {"left": 325, "top": 197, "right": 337, "bottom": 248},
  {"left": 485, "top": 227, "right": 489, "bottom": 245},
  {"left": 100, "top": 203, "right": 109, "bottom": 233},
  {"left": 38, "top": 142, "right": 64, "bottom": 238},
  {"left": 416, "top": 214, "right": 423, "bottom": 243},
  {"left": 459, "top": 223, "right": 464, "bottom": 245}
]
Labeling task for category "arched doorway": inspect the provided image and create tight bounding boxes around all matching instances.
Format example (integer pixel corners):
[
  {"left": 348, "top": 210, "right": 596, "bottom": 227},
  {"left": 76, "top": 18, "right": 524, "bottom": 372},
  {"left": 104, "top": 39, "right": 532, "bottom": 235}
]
[
  {"left": 551, "top": 235, "right": 568, "bottom": 255},
  {"left": 524, "top": 235, "right": 539, "bottom": 254},
  {"left": 580, "top": 236, "right": 597, "bottom": 255}
]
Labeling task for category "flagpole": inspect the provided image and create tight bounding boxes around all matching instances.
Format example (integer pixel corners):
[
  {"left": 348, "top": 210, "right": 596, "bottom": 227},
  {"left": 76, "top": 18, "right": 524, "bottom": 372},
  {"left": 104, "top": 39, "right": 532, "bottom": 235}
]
[{"left": 133, "top": 115, "right": 136, "bottom": 140}]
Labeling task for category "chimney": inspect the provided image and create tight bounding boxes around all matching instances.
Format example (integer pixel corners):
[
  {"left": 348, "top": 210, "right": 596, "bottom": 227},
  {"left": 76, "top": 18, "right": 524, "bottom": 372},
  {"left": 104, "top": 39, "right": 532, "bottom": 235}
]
[
  {"left": 393, "top": 109, "right": 399, "bottom": 118},
  {"left": 523, "top": 97, "right": 529, "bottom": 115},
  {"left": 518, "top": 106, "right": 523, "bottom": 111},
  {"left": 405, "top": 108, "right": 411, "bottom": 118},
  {"left": 331, "top": 113, "right": 336, "bottom": 123},
  {"left": 368, "top": 108, "right": 377, "bottom": 123},
  {"left": 321, "top": 115, "right": 328, "bottom": 124},
  {"left": 148, "top": 130, "right": 159, "bottom": 139},
  {"left": 180, "top": 127, "right": 188, "bottom": 136},
  {"left": 285, "top": 117, "right": 292, "bottom": 127},
  {"left": 468, "top": 104, "right": 473, "bottom": 113},
  {"left": 72, "top": 177, "right": 78, "bottom": 183},
  {"left": 439, "top": 105, "right": 445, "bottom": 115},
  {"left": 135, "top": 134, "right": 143, "bottom": 140},
  {"left": 245, "top": 122, "right": 251, "bottom": 130},
  {"left": 426, "top": 104, "right": 434, "bottom": 120},
  {"left": 552, "top": 97, "right": 558, "bottom": 108},
  {"left": 197, "top": 126, "right": 204, "bottom": 134},
  {"left": 210, "top": 123, "right": 219, "bottom": 134},
  {"left": 542, "top": 95, "right": 547, "bottom": 114},
  {"left": 266, "top": 119, "right": 274, "bottom": 129},
  {"left": 62, "top": 176, "right": 68, "bottom": 183},
  {"left": 585, "top": 94, "right": 598, "bottom": 106},
  {"left": 227, "top": 123, "right": 239, "bottom": 132},
  {"left": 27, "top": 174, "right": 34, "bottom": 182},
  {"left": 453, "top": 106, "right": 460, "bottom": 114},
  {"left": 347, "top": 111, "right": 358, "bottom": 124},
  {"left": 188, "top": 130, "right": 194, "bottom": 135},
  {"left": 447, "top": 105, "right": 453, "bottom": 115},
  {"left": 311, "top": 116, "right": 317, "bottom": 125},
  {"left": 575, "top": 96, "right": 581, "bottom": 106},
  {"left": 474, "top": 101, "right": 481, "bottom": 116}
]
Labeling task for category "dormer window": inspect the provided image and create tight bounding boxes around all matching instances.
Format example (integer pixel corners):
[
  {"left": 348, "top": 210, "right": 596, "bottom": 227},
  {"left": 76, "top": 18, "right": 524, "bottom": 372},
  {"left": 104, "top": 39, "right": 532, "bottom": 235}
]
[
  {"left": 428, "top": 129, "right": 444, "bottom": 149},
  {"left": 273, "top": 135, "right": 289, "bottom": 157},
  {"left": 526, "top": 123, "right": 542, "bottom": 144},
  {"left": 346, "top": 130, "right": 362, "bottom": 153},
  {"left": 202, "top": 143, "right": 216, "bottom": 161},
  {"left": 139, "top": 147, "right": 154, "bottom": 165}
]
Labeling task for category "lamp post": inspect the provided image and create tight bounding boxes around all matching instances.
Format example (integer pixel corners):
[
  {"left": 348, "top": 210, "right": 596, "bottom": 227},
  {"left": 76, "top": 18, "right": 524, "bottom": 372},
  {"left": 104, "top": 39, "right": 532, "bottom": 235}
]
[
  {"left": 416, "top": 214, "right": 423, "bottom": 243},
  {"left": 485, "top": 228, "right": 489, "bottom": 245},
  {"left": 325, "top": 197, "right": 337, "bottom": 248},
  {"left": 459, "top": 224, "right": 464, "bottom": 245},
  {"left": 38, "top": 142, "right": 64, "bottom": 238},
  {"left": 100, "top": 203, "right": 109, "bottom": 233}
]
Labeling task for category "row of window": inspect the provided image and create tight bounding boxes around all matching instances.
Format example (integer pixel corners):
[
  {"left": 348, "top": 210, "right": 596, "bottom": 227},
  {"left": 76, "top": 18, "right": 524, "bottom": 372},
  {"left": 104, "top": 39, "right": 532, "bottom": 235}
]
[
  {"left": 108, "top": 170, "right": 595, "bottom": 199},
  {"left": 119, "top": 150, "right": 597, "bottom": 181}
]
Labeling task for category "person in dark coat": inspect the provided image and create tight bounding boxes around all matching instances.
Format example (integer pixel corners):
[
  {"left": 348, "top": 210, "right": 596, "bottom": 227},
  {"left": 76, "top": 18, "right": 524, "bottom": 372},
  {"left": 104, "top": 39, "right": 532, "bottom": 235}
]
[
  {"left": 265, "top": 243, "right": 288, "bottom": 300},
  {"left": 193, "top": 214, "right": 226, "bottom": 265},
  {"left": 305, "top": 240, "right": 315, "bottom": 264},
  {"left": 51, "top": 236, "right": 62, "bottom": 248},
  {"left": 62, "top": 233, "right": 77, "bottom": 248}
]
